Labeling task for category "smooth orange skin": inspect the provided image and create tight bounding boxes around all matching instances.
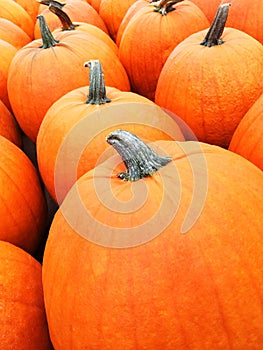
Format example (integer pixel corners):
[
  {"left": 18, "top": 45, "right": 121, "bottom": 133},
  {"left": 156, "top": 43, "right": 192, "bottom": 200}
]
[
  {"left": 0, "top": 39, "right": 17, "bottom": 112},
  {"left": 36, "top": 86, "right": 185, "bottom": 202},
  {"left": 12, "top": 0, "right": 40, "bottom": 21},
  {"left": 0, "top": 18, "right": 31, "bottom": 49},
  {"left": 0, "top": 136, "right": 47, "bottom": 254},
  {"left": 99, "top": 0, "right": 137, "bottom": 41},
  {"left": 7, "top": 30, "right": 130, "bottom": 142},
  {"left": 190, "top": 0, "right": 222, "bottom": 23},
  {"left": 0, "top": 0, "right": 35, "bottom": 38},
  {"left": 52, "top": 21, "right": 118, "bottom": 55},
  {"left": 226, "top": 0, "right": 263, "bottom": 45},
  {"left": 87, "top": 0, "right": 102, "bottom": 13},
  {"left": 42, "top": 140, "right": 263, "bottom": 349},
  {"left": 0, "top": 99, "right": 22, "bottom": 147},
  {"left": 155, "top": 28, "right": 263, "bottom": 148},
  {"left": 118, "top": 0, "right": 209, "bottom": 101},
  {"left": 229, "top": 93, "right": 263, "bottom": 171},
  {"left": 34, "top": 0, "right": 108, "bottom": 39},
  {"left": 0, "top": 241, "right": 52, "bottom": 349},
  {"left": 116, "top": 0, "right": 149, "bottom": 47}
]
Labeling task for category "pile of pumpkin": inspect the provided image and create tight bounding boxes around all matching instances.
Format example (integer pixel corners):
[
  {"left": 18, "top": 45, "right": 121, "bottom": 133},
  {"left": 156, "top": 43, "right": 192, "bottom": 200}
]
[{"left": 0, "top": 0, "right": 263, "bottom": 348}]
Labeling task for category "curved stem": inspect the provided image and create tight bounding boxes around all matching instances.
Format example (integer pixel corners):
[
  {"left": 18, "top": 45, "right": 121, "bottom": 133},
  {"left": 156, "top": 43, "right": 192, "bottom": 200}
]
[
  {"left": 200, "top": 3, "right": 231, "bottom": 47},
  {"left": 38, "top": 0, "right": 66, "bottom": 9},
  {"left": 106, "top": 130, "right": 172, "bottom": 181},
  {"left": 84, "top": 60, "right": 111, "bottom": 105},
  {"left": 154, "top": 0, "right": 183, "bottom": 16},
  {"left": 49, "top": 3, "right": 79, "bottom": 30},
  {"left": 37, "top": 15, "right": 59, "bottom": 48}
]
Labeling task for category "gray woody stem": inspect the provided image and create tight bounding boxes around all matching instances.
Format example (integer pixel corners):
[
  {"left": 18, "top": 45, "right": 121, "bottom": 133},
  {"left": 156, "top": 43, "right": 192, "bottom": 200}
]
[
  {"left": 84, "top": 60, "right": 111, "bottom": 105},
  {"left": 37, "top": 15, "right": 59, "bottom": 48},
  {"left": 106, "top": 130, "right": 172, "bottom": 181}
]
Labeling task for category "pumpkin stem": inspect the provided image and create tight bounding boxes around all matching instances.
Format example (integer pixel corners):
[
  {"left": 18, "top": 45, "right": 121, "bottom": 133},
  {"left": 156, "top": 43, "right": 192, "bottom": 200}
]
[
  {"left": 84, "top": 60, "right": 111, "bottom": 105},
  {"left": 200, "top": 3, "right": 230, "bottom": 47},
  {"left": 106, "top": 130, "right": 172, "bottom": 181},
  {"left": 37, "top": 0, "right": 66, "bottom": 9},
  {"left": 48, "top": 3, "right": 79, "bottom": 30},
  {"left": 154, "top": 0, "right": 183, "bottom": 16},
  {"left": 37, "top": 15, "right": 59, "bottom": 48}
]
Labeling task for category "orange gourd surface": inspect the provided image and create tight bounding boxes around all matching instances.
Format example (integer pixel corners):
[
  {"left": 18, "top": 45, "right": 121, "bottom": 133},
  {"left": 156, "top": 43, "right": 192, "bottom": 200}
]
[
  {"left": 0, "top": 39, "right": 17, "bottom": 112},
  {"left": 0, "top": 18, "right": 31, "bottom": 49},
  {"left": 0, "top": 99, "right": 22, "bottom": 147},
  {"left": 0, "top": 241, "right": 52, "bottom": 349},
  {"left": 229, "top": 92, "right": 263, "bottom": 171},
  {"left": 0, "top": 0, "right": 35, "bottom": 38},
  {"left": 226, "top": 0, "right": 263, "bottom": 45},
  {"left": 42, "top": 132, "right": 263, "bottom": 349},
  {"left": 12, "top": 0, "right": 40, "bottom": 21},
  {"left": 99, "top": 0, "right": 137, "bottom": 41},
  {"left": 0, "top": 136, "right": 47, "bottom": 254}
]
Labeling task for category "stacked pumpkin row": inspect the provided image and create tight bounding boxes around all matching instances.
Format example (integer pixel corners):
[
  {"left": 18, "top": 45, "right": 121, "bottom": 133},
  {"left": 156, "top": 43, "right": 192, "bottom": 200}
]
[{"left": 0, "top": 0, "right": 262, "bottom": 349}]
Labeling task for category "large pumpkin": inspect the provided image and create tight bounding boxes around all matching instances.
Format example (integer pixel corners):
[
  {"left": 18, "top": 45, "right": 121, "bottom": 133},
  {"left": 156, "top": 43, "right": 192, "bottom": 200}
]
[
  {"left": 118, "top": 0, "right": 209, "bottom": 100},
  {"left": 37, "top": 59, "right": 184, "bottom": 202},
  {"left": 42, "top": 129, "right": 263, "bottom": 349},
  {"left": 229, "top": 92, "right": 263, "bottom": 171},
  {"left": 155, "top": 3, "right": 263, "bottom": 148},
  {"left": 7, "top": 15, "right": 130, "bottom": 142},
  {"left": 0, "top": 241, "right": 52, "bottom": 349},
  {"left": 0, "top": 136, "right": 47, "bottom": 254}
]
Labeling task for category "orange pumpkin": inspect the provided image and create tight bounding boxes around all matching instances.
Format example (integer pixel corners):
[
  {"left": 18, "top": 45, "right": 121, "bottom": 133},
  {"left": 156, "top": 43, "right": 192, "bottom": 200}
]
[
  {"left": 86, "top": 0, "right": 102, "bottom": 12},
  {"left": 8, "top": 15, "right": 130, "bottom": 142},
  {"left": 0, "top": 241, "right": 52, "bottom": 349},
  {"left": 37, "top": 59, "right": 184, "bottom": 202},
  {"left": 99, "top": 0, "right": 137, "bottom": 41},
  {"left": 34, "top": 0, "right": 108, "bottom": 39},
  {"left": 229, "top": 92, "right": 263, "bottom": 171},
  {"left": 48, "top": 2, "right": 118, "bottom": 54},
  {"left": 116, "top": 0, "right": 150, "bottom": 47},
  {"left": 0, "top": 99, "right": 22, "bottom": 147},
  {"left": 42, "top": 129, "right": 263, "bottom": 349},
  {"left": 155, "top": 3, "right": 263, "bottom": 148},
  {"left": 189, "top": 0, "right": 222, "bottom": 23},
  {"left": 118, "top": 0, "right": 209, "bottom": 100},
  {"left": 12, "top": 0, "right": 40, "bottom": 21},
  {"left": 0, "top": 136, "right": 47, "bottom": 254},
  {"left": 0, "top": 39, "right": 17, "bottom": 112},
  {"left": 0, "top": 0, "right": 35, "bottom": 38},
  {"left": 226, "top": 0, "right": 263, "bottom": 45},
  {"left": 0, "top": 18, "right": 31, "bottom": 49}
]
